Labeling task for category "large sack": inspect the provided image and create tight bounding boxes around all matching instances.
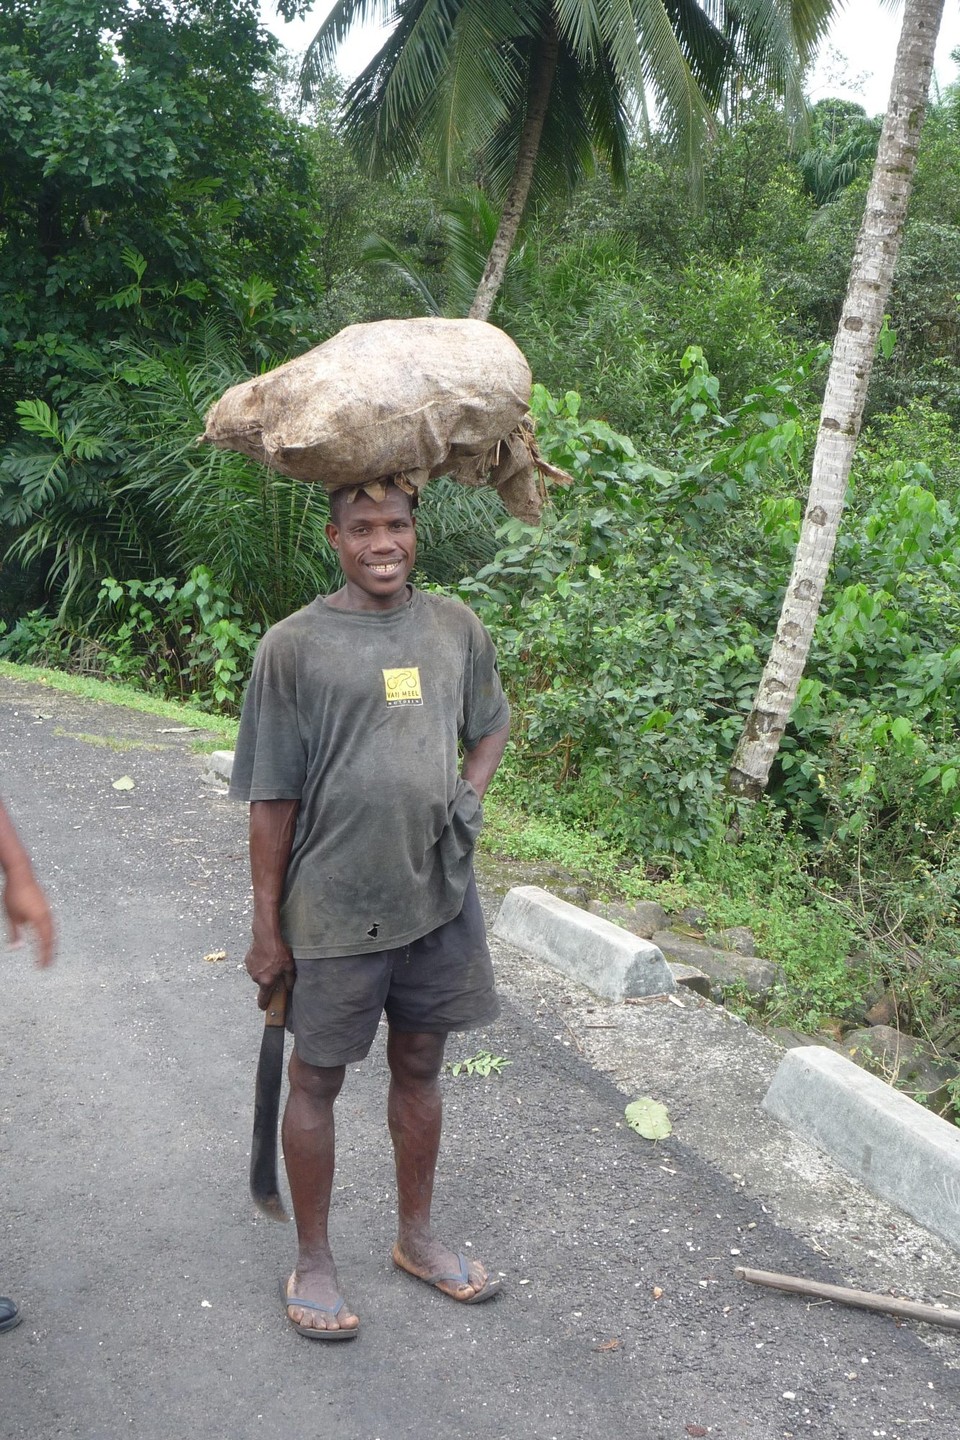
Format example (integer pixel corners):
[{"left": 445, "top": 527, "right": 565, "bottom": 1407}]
[{"left": 200, "top": 317, "right": 569, "bottom": 521}]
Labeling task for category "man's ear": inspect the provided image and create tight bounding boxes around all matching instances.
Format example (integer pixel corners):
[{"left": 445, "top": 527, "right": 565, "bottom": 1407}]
[{"left": 325, "top": 521, "right": 339, "bottom": 548}]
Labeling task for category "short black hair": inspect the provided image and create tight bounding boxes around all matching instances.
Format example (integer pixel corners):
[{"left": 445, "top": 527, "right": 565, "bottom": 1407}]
[{"left": 328, "top": 481, "right": 417, "bottom": 527}]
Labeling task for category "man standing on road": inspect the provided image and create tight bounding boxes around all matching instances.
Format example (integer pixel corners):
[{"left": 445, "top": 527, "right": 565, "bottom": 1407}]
[
  {"left": 230, "top": 479, "right": 510, "bottom": 1340},
  {"left": 1, "top": 796, "right": 56, "bottom": 1333}
]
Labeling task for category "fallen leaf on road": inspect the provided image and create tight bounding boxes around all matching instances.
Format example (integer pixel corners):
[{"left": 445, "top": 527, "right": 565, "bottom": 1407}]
[
  {"left": 203, "top": 950, "right": 227, "bottom": 964},
  {"left": 652, "top": 1286, "right": 663, "bottom": 1300},
  {"left": 112, "top": 776, "right": 135, "bottom": 791},
  {"left": 592, "top": 1338, "right": 621, "bottom": 1352},
  {"left": 686, "top": 1426, "right": 708, "bottom": 1437},
  {"left": 624, "top": 1096, "right": 672, "bottom": 1140}
]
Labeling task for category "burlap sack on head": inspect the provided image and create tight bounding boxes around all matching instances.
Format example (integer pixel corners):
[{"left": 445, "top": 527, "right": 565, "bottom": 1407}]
[{"left": 200, "top": 316, "right": 570, "bottom": 522}]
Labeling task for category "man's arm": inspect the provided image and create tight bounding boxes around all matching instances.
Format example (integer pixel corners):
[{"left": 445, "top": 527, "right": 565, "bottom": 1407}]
[
  {"left": 245, "top": 798, "right": 299, "bottom": 1009},
  {"left": 0, "top": 798, "right": 55, "bottom": 968},
  {"left": 461, "top": 721, "right": 510, "bottom": 801}
]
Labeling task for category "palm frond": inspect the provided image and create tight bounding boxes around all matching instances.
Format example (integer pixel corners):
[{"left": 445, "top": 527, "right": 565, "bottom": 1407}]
[
  {"left": 301, "top": 0, "right": 400, "bottom": 94},
  {"left": 342, "top": 0, "right": 466, "bottom": 171},
  {"left": 428, "top": 0, "right": 525, "bottom": 179},
  {"left": 357, "top": 233, "right": 444, "bottom": 313}
]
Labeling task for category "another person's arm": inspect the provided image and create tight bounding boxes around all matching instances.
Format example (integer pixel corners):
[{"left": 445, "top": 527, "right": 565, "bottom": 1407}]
[
  {"left": 462, "top": 720, "right": 510, "bottom": 801},
  {"left": 0, "top": 799, "right": 55, "bottom": 968},
  {"left": 244, "top": 798, "right": 299, "bottom": 1009}
]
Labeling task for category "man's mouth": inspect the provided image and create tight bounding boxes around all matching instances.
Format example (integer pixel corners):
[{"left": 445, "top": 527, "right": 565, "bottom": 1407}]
[{"left": 367, "top": 561, "right": 403, "bottom": 575}]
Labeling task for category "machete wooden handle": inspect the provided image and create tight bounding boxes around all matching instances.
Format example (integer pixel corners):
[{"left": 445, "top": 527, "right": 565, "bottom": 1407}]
[{"left": 264, "top": 981, "right": 288, "bottom": 1027}]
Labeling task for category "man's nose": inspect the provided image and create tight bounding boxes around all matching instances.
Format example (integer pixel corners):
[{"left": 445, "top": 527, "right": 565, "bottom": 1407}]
[{"left": 371, "top": 528, "right": 396, "bottom": 552}]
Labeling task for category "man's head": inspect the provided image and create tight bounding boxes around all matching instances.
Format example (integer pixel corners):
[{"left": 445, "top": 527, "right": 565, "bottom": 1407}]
[{"left": 325, "top": 480, "right": 417, "bottom": 612}]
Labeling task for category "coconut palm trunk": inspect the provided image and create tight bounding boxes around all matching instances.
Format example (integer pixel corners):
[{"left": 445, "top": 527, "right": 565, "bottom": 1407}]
[
  {"left": 468, "top": 23, "right": 560, "bottom": 321},
  {"left": 728, "top": 0, "right": 945, "bottom": 800}
]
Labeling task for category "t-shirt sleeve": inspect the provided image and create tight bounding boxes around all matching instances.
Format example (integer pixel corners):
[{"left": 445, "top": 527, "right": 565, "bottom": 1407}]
[
  {"left": 461, "top": 615, "right": 511, "bottom": 751},
  {"left": 228, "top": 630, "right": 306, "bottom": 803}
]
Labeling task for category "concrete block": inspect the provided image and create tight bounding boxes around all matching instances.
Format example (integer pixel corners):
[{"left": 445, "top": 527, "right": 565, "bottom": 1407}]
[
  {"left": 668, "top": 963, "right": 712, "bottom": 999},
  {"left": 493, "top": 885, "right": 677, "bottom": 1003},
  {"left": 208, "top": 750, "right": 234, "bottom": 782},
  {"left": 763, "top": 1046, "right": 960, "bottom": 1253}
]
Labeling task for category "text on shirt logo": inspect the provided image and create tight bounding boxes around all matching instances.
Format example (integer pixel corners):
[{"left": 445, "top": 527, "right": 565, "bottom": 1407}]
[{"left": 382, "top": 667, "right": 423, "bottom": 706}]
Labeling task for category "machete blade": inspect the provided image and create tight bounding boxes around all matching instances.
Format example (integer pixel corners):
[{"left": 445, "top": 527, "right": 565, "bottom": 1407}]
[{"left": 250, "top": 981, "right": 290, "bottom": 1223}]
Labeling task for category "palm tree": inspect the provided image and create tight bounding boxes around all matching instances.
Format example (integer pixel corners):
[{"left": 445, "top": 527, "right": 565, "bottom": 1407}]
[
  {"left": 358, "top": 188, "right": 535, "bottom": 315},
  {"left": 300, "top": 0, "right": 835, "bottom": 318},
  {"left": 729, "top": 0, "right": 947, "bottom": 799}
]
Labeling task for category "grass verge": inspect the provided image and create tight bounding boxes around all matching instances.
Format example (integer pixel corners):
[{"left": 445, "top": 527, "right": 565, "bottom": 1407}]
[{"left": 0, "top": 661, "right": 239, "bottom": 748}]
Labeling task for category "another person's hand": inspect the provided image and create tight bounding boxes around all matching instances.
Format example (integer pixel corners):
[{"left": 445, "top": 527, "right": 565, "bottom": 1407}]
[{"left": 4, "top": 867, "right": 56, "bottom": 969}]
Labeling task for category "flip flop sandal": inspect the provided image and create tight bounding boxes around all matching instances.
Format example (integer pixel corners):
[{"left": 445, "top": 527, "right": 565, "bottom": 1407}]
[
  {"left": 392, "top": 1247, "right": 502, "bottom": 1304},
  {"left": 279, "top": 1277, "right": 359, "bottom": 1340}
]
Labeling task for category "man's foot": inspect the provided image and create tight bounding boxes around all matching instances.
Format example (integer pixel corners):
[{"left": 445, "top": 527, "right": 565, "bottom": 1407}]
[
  {"left": 392, "top": 1241, "right": 501, "bottom": 1304},
  {"left": 0, "top": 1297, "right": 22, "bottom": 1334},
  {"left": 280, "top": 1269, "right": 359, "bottom": 1340}
]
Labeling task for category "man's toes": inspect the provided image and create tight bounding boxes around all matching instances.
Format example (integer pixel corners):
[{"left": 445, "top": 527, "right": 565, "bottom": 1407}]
[{"left": 466, "top": 1263, "right": 488, "bottom": 1295}]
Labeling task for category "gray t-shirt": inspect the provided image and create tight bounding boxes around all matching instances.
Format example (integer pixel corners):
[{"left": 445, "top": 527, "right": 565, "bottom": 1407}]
[{"left": 229, "top": 587, "right": 510, "bottom": 957}]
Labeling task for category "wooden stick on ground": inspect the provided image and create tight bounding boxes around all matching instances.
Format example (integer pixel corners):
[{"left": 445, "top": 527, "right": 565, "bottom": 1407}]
[{"left": 735, "top": 1266, "right": 960, "bottom": 1331}]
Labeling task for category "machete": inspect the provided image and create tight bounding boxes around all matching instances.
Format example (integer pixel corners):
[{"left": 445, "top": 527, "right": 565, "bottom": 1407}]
[{"left": 250, "top": 980, "right": 290, "bottom": 1222}]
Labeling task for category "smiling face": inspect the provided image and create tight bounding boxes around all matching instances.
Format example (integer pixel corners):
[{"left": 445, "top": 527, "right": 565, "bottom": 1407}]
[{"left": 325, "top": 485, "right": 417, "bottom": 611}]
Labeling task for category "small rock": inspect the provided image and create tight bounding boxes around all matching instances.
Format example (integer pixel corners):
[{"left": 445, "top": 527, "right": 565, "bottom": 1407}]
[
  {"left": 589, "top": 899, "right": 640, "bottom": 931},
  {"left": 558, "top": 885, "right": 592, "bottom": 908},
  {"left": 674, "top": 907, "right": 709, "bottom": 930},
  {"left": 766, "top": 1026, "right": 845, "bottom": 1055},
  {"left": 706, "top": 926, "right": 756, "bottom": 957},
  {"left": 652, "top": 931, "right": 785, "bottom": 1005},
  {"left": 844, "top": 1024, "right": 960, "bottom": 1114},
  {"left": 632, "top": 901, "right": 668, "bottom": 938},
  {"left": 864, "top": 990, "right": 899, "bottom": 1028}
]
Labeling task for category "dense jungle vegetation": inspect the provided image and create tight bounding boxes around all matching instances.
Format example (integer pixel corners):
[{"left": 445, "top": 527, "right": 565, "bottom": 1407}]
[{"left": 1, "top": 1, "right": 958, "bottom": 1082}]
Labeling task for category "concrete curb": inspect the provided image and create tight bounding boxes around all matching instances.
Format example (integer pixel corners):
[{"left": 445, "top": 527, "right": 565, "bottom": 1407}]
[
  {"left": 208, "top": 750, "right": 234, "bottom": 783},
  {"left": 763, "top": 1045, "right": 960, "bottom": 1253},
  {"left": 493, "top": 884, "right": 677, "bottom": 1003}
]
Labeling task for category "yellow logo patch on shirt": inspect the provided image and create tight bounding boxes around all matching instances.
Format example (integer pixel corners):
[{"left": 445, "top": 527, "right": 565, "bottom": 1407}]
[{"left": 383, "top": 667, "right": 423, "bottom": 706}]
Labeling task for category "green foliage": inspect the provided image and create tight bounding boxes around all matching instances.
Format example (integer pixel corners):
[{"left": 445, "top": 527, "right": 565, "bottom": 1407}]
[
  {"left": 0, "top": 320, "right": 340, "bottom": 621},
  {"left": 459, "top": 359, "right": 817, "bottom": 858},
  {"left": 1, "top": 567, "right": 261, "bottom": 712},
  {"left": 693, "top": 800, "right": 864, "bottom": 1028},
  {"left": 795, "top": 99, "right": 880, "bottom": 206},
  {"left": 0, "top": 0, "right": 338, "bottom": 435},
  {"left": 447, "top": 1049, "right": 511, "bottom": 1077},
  {"left": 455, "top": 355, "right": 958, "bottom": 1027},
  {"left": 97, "top": 568, "right": 261, "bottom": 710},
  {"left": 624, "top": 1098, "right": 672, "bottom": 1140},
  {"left": 359, "top": 189, "right": 535, "bottom": 319}
]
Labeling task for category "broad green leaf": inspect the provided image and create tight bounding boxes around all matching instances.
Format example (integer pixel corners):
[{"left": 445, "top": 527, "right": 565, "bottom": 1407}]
[
  {"left": 112, "top": 775, "right": 135, "bottom": 791},
  {"left": 625, "top": 1097, "right": 672, "bottom": 1140}
]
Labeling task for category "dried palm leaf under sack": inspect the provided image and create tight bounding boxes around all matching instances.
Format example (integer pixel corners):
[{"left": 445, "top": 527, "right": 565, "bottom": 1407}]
[{"left": 200, "top": 317, "right": 571, "bottom": 522}]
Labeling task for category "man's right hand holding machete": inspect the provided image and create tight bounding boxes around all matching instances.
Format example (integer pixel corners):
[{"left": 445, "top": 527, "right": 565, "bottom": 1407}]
[{"left": 234, "top": 480, "right": 510, "bottom": 1340}]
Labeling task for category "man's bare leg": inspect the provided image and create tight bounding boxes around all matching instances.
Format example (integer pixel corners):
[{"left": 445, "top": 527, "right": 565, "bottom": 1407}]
[
  {"left": 387, "top": 1028, "right": 496, "bottom": 1301},
  {"left": 281, "top": 1051, "right": 359, "bottom": 1333}
]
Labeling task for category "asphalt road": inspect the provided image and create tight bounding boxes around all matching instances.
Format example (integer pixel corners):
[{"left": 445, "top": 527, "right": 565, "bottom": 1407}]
[{"left": 1, "top": 674, "right": 958, "bottom": 1440}]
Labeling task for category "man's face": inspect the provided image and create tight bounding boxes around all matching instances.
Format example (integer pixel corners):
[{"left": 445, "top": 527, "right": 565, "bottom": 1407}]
[{"left": 325, "top": 487, "right": 417, "bottom": 611}]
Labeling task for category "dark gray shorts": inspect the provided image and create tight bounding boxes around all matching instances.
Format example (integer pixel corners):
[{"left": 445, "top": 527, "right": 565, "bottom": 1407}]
[{"left": 289, "top": 876, "right": 500, "bottom": 1068}]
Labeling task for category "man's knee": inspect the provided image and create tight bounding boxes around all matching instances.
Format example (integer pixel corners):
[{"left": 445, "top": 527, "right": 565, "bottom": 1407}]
[
  {"left": 387, "top": 1029, "right": 447, "bottom": 1085},
  {"left": 288, "top": 1051, "right": 346, "bottom": 1104}
]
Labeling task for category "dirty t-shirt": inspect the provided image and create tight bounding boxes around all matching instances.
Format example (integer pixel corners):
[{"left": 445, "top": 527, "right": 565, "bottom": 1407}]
[{"left": 229, "top": 588, "right": 510, "bottom": 958}]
